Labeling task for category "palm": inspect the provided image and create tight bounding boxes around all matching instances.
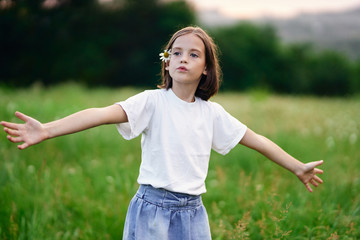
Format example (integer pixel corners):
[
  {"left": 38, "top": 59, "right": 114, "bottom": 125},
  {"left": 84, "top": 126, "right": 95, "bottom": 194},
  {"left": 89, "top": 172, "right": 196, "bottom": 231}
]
[
  {"left": 1, "top": 112, "right": 46, "bottom": 149},
  {"left": 296, "top": 161, "right": 324, "bottom": 192}
]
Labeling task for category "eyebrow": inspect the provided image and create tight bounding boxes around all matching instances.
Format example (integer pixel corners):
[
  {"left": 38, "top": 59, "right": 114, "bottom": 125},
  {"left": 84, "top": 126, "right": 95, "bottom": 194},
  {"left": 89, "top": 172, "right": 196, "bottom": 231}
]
[{"left": 172, "top": 47, "right": 202, "bottom": 53}]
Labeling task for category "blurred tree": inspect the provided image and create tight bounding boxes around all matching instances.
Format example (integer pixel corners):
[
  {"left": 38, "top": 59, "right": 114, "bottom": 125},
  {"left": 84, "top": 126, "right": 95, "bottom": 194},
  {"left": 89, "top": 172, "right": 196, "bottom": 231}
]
[
  {"left": 62, "top": 0, "right": 97, "bottom": 8},
  {"left": 352, "top": 59, "right": 360, "bottom": 94},
  {"left": 277, "top": 43, "right": 315, "bottom": 94},
  {"left": 211, "top": 23, "right": 356, "bottom": 96},
  {"left": 104, "top": 0, "right": 195, "bottom": 87},
  {"left": 308, "top": 51, "right": 353, "bottom": 96},
  {"left": 211, "top": 23, "right": 283, "bottom": 91},
  {"left": 0, "top": 0, "right": 195, "bottom": 87},
  {"left": 0, "top": 1, "right": 357, "bottom": 96}
]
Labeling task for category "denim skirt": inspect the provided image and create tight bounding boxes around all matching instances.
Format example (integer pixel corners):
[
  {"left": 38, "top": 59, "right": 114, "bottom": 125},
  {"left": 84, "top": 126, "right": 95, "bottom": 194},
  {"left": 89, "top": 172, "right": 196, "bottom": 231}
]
[{"left": 123, "top": 185, "right": 212, "bottom": 240}]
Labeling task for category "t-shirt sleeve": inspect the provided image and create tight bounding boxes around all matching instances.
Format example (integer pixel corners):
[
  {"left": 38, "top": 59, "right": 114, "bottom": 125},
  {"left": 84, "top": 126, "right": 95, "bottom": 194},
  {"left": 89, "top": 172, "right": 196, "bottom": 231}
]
[
  {"left": 211, "top": 102, "right": 247, "bottom": 155},
  {"left": 115, "top": 90, "right": 155, "bottom": 140}
]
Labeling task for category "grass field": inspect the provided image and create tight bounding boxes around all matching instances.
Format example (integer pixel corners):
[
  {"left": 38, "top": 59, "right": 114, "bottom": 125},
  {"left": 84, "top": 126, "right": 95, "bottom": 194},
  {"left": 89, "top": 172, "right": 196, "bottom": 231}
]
[{"left": 0, "top": 83, "right": 359, "bottom": 239}]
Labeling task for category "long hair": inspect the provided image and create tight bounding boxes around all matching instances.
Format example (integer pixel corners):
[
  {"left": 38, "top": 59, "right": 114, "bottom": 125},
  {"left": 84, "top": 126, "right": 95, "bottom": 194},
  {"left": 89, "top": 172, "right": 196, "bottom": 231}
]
[{"left": 158, "top": 26, "right": 222, "bottom": 101}]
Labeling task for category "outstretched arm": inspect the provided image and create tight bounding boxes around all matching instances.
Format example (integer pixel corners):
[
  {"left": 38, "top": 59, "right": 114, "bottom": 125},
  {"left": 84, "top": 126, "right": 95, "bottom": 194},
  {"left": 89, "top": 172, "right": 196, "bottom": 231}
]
[
  {"left": 239, "top": 129, "right": 323, "bottom": 192},
  {"left": 1, "top": 104, "right": 127, "bottom": 150}
]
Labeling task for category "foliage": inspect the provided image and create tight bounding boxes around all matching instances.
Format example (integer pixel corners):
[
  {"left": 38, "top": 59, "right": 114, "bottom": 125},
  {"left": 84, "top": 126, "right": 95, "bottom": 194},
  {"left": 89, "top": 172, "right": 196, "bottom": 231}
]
[
  {"left": 210, "top": 24, "right": 358, "bottom": 96},
  {"left": 306, "top": 51, "right": 354, "bottom": 96},
  {"left": 0, "top": 83, "right": 359, "bottom": 239},
  {"left": 0, "top": 0, "right": 359, "bottom": 96},
  {"left": 0, "top": 0, "right": 195, "bottom": 87},
  {"left": 211, "top": 23, "right": 283, "bottom": 91},
  {"left": 353, "top": 59, "right": 360, "bottom": 93}
]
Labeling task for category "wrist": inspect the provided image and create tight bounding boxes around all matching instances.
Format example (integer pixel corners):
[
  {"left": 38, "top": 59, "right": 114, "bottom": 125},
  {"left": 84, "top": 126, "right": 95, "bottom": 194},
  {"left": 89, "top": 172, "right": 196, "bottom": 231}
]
[
  {"left": 293, "top": 162, "right": 306, "bottom": 177},
  {"left": 42, "top": 123, "right": 52, "bottom": 140}
]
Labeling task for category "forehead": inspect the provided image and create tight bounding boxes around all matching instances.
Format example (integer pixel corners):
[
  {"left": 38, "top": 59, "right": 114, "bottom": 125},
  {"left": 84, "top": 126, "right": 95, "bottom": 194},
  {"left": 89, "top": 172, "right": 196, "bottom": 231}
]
[{"left": 172, "top": 33, "right": 205, "bottom": 52}]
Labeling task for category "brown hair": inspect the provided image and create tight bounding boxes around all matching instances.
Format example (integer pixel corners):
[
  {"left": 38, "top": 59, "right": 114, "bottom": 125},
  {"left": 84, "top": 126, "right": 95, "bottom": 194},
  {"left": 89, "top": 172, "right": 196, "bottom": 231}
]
[{"left": 158, "top": 26, "right": 222, "bottom": 101}]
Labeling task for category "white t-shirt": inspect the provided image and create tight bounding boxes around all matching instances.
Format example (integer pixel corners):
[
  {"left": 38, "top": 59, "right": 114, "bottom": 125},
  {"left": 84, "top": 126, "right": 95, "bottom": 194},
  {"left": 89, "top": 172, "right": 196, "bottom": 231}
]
[{"left": 116, "top": 88, "right": 247, "bottom": 195}]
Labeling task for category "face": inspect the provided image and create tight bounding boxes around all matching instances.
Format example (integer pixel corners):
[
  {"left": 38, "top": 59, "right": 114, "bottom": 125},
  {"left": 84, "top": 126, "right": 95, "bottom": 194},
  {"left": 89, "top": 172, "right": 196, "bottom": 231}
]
[{"left": 166, "top": 33, "right": 207, "bottom": 87}]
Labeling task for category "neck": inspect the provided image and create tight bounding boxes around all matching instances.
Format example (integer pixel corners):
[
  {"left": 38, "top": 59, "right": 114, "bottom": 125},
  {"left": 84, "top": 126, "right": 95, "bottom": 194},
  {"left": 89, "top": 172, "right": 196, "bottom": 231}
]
[{"left": 171, "top": 83, "right": 197, "bottom": 103}]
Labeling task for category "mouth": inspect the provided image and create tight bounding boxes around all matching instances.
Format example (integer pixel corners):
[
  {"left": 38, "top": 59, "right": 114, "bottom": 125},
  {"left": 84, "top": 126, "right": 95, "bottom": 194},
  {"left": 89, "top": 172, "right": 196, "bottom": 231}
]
[{"left": 177, "top": 66, "right": 188, "bottom": 71}]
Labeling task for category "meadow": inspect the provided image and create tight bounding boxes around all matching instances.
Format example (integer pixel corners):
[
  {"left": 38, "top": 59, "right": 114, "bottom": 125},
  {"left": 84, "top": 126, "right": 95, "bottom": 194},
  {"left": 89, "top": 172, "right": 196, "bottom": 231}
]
[{"left": 0, "top": 83, "right": 359, "bottom": 239}]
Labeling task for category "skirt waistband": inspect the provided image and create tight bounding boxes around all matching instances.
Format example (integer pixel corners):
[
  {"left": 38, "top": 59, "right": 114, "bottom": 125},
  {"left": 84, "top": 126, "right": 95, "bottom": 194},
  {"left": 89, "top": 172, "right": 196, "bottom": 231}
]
[{"left": 136, "top": 185, "right": 203, "bottom": 210}]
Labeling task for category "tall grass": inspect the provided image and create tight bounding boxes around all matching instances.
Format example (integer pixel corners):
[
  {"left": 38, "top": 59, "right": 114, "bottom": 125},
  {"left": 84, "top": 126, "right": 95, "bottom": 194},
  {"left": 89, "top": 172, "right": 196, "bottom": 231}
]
[{"left": 1, "top": 83, "right": 359, "bottom": 239}]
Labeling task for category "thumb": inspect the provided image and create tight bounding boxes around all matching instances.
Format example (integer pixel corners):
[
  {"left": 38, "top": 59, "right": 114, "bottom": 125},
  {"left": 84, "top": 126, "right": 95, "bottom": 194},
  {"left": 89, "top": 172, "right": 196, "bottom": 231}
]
[
  {"left": 18, "top": 142, "right": 30, "bottom": 150},
  {"left": 15, "top": 111, "right": 30, "bottom": 123},
  {"left": 305, "top": 160, "right": 324, "bottom": 172}
]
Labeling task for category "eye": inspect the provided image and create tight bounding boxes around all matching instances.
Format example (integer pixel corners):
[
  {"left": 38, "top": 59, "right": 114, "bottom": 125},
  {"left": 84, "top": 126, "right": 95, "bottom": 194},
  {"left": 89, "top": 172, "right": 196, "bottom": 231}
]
[
  {"left": 190, "top": 53, "right": 199, "bottom": 58},
  {"left": 173, "top": 51, "right": 181, "bottom": 56}
]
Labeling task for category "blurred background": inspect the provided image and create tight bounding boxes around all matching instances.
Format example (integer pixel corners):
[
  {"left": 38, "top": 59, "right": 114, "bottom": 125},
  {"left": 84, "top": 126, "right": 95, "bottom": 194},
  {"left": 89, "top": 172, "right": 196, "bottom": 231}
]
[
  {"left": 1, "top": 1, "right": 360, "bottom": 239},
  {"left": 0, "top": 0, "right": 360, "bottom": 96}
]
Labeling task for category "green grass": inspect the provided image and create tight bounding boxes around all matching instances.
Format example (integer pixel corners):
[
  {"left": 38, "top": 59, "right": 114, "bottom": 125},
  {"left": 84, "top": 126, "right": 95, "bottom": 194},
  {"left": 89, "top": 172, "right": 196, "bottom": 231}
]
[{"left": 1, "top": 83, "right": 359, "bottom": 239}]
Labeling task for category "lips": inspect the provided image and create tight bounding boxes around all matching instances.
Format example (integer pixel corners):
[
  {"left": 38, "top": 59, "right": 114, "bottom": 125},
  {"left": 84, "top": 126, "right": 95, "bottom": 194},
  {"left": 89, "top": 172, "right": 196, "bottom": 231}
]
[{"left": 177, "top": 66, "right": 188, "bottom": 71}]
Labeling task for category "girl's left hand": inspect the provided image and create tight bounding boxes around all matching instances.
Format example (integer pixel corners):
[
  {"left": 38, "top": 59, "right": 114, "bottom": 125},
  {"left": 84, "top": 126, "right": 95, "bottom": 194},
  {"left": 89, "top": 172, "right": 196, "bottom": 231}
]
[{"left": 296, "top": 160, "right": 324, "bottom": 192}]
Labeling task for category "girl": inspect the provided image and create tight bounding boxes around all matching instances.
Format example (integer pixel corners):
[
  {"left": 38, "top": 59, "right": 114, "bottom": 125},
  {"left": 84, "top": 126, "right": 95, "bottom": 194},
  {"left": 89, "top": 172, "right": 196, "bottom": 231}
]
[{"left": 1, "top": 26, "right": 323, "bottom": 240}]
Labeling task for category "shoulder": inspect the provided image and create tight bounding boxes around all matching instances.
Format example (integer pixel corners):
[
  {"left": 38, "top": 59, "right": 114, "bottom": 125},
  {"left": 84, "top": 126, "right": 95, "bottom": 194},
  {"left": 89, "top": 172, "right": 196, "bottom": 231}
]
[
  {"left": 127, "top": 89, "right": 164, "bottom": 102},
  {"left": 120, "top": 89, "right": 166, "bottom": 112},
  {"left": 207, "top": 100, "right": 223, "bottom": 109},
  {"left": 202, "top": 100, "right": 225, "bottom": 112},
  {"left": 143, "top": 88, "right": 169, "bottom": 99},
  {"left": 206, "top": 100, "right": 237, "bottom": 121},
  {"left": 144, "top": 88, "right": 164, "bottom": 95},
  {"left": 192, "top": 99, "right": 226, "bottom": 119},
  {"left": 144, "top": 89, "right": 169, "bottom": 103},
  {"left": 138, "top": 88, "right": 164, "bottom": 97}
]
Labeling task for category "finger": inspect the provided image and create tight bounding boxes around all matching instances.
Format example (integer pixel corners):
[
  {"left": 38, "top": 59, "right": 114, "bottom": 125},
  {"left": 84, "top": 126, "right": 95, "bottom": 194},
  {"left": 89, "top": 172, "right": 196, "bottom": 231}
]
[
  {"left": 4, "top": 127, "right": 19, "bottom": 136},
  {"left": 15, "top": 111, "right": 30, "bottom": 122},
  {"left": 18, "top": 143, "right": 29, "bottom": 150},
  {"left": 313, "top": 175, "right": 323, "bottom": 184},
  {"left": 1, "top": 121, "right": 20, "bottom": 130},
  {"left": 306, "top": 160, "right": 324, "bottom": 170},
  {"left": 305, "top": 183, "right": 313, "bottom": 193},
  {"left": 313, "top": 160, "right": 324, "bottom": 168},
  {"left": 310, "top": 179, "right": 318, "bottom": 187},
  {"left": 314, "top": 168, "right": 324, "bottom": 175},
  {"left": 7, "top": 135, "right": 23, "bottom": 143}
]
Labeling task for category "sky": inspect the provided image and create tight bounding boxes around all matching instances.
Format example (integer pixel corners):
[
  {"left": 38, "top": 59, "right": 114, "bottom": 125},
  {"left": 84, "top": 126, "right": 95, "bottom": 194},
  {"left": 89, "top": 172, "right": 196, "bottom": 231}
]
[{"left": 187, "top": 0, "right": 360, "bottom": 19}]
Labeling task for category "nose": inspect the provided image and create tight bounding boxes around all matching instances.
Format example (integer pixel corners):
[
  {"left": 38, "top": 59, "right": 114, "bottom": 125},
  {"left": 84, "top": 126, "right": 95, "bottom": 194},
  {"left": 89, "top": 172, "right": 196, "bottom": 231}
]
[{"left": 180, "top": 54, "right": 188, "bottom": 63}]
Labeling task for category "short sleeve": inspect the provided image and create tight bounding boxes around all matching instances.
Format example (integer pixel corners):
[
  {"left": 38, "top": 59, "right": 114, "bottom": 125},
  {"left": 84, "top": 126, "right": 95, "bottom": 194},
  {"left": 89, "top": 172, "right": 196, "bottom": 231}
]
[
  {"left": 115, "top": 90, "right": 155, "bottom": 140},
  {"left": 211, "top": 102, "right": 247, "bottom": 155}
]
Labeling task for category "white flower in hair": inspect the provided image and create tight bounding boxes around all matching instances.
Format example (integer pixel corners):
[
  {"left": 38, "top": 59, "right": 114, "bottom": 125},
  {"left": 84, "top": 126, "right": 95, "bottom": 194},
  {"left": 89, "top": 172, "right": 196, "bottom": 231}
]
[{"left": 159, "top": 49, "right": 171, "bottom": 62}]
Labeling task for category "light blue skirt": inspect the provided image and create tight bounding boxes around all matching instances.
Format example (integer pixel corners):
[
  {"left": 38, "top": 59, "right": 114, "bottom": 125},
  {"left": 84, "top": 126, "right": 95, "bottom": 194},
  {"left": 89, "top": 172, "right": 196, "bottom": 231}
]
[{"left": 123, "top": 185, "right": 212, "bottom": 240}]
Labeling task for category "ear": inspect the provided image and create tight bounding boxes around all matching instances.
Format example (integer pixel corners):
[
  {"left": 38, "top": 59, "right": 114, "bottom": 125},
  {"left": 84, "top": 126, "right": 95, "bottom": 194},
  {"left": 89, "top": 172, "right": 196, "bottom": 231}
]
[
  {"left": 165, "top": 61, "right": 170, "bottom": 71},
  {"left": 203, "top": 66, "right": 207, "bottom": 75}
]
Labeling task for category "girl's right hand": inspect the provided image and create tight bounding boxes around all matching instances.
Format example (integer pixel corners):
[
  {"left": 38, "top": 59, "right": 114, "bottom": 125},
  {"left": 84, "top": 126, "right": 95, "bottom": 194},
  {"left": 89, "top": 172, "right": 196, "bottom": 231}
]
[{"left": 1, "top": 111, "right": 48, "bottom": 150}]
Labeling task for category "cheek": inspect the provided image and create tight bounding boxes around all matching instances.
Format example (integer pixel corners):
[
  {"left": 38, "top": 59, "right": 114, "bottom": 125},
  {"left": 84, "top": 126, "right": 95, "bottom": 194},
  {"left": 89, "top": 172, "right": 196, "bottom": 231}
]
[
  {"left": 166, "top": 60, "right": 175, "bottom": 71},
  {"left": 164, "top": 60, "right": 170, "bottom": 71},
  {"left": 167, "top": 62, "right": 177, "bottom": 73},
  {"left": 166, "top": 65, "right": 175, "bottom": 78}
]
